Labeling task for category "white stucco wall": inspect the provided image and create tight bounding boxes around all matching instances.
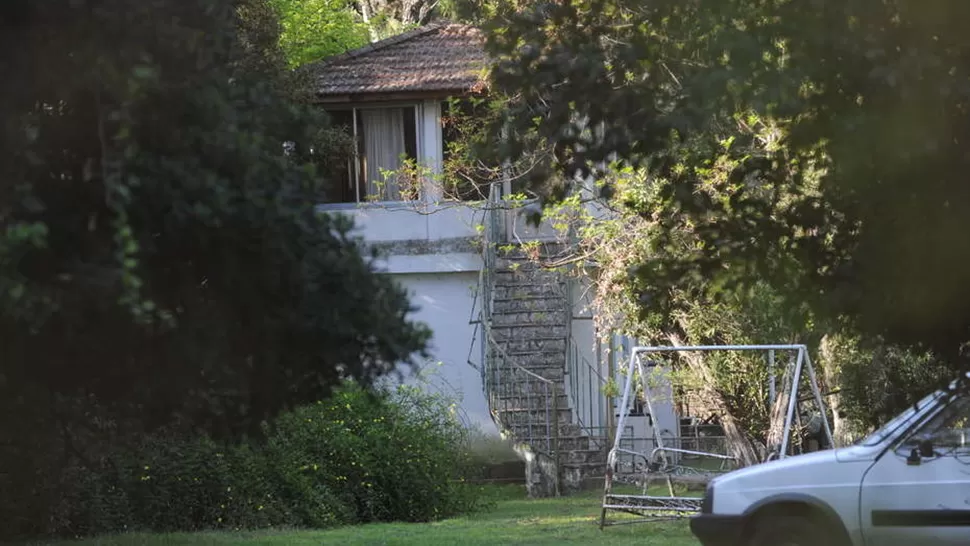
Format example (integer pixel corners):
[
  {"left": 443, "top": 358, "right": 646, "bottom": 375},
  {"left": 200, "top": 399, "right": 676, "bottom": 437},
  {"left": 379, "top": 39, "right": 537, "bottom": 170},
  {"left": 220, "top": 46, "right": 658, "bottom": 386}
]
[
  {"left": 392, "top": 272, "right": 497, "bottom": 435},
  {"left": 607, "top": 335, "right": 681, "bottom": 460},
  {"left": 567, "top": 276, "right": 609, "bottom": 435},
  {"left": 325, "top": 202, "right": 484, "bottom": 242},
  {"left": 319, "top": 201, "right": 567, "bottom": 248}
]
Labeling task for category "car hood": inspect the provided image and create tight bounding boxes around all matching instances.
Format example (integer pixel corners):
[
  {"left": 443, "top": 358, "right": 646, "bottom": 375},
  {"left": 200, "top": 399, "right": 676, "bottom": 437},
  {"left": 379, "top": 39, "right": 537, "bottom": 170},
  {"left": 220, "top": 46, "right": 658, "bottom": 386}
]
[{"left": 711, "top": 448, "right": 870, "bottom": 493}]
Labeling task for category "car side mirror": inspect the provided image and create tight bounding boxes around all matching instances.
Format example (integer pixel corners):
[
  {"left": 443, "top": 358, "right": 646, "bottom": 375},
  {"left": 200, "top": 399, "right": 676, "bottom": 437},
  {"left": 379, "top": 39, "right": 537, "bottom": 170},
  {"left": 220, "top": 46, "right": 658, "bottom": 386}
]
[
  {"left": 905, "top": 438, "right": 936, "bottom": 465},
  {"left": 907, "top": 448, "right": 922, "bottom": 466}
]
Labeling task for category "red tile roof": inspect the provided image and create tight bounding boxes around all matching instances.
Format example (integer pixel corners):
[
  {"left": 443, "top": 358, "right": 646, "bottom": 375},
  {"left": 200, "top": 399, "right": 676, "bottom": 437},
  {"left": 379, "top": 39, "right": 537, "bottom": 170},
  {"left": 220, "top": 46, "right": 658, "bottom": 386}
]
[{"left": 308, "top": 22, "right": 487, "bottom": 99}]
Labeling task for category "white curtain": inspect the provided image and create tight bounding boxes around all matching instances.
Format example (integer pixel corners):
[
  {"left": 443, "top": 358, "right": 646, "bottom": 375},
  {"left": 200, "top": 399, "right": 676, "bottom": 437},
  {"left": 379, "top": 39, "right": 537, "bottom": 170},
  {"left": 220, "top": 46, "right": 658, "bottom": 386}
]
[{"left": 360, "top": 108, "right": 406, "bottom": 201}]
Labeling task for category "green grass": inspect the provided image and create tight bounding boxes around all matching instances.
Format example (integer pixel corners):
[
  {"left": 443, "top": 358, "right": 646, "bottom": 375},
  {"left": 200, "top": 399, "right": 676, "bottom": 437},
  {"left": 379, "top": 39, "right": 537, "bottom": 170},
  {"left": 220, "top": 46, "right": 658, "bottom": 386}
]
[{"left": 28, "top": 487, "right": 700, "bottom": 546}]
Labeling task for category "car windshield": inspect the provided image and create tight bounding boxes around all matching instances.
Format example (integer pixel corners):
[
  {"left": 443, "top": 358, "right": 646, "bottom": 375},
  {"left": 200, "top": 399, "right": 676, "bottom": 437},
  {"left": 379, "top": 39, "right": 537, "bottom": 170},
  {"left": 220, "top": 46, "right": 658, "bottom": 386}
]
[{"left": 857, "top": 390, "right": 947, "bottom": 447}]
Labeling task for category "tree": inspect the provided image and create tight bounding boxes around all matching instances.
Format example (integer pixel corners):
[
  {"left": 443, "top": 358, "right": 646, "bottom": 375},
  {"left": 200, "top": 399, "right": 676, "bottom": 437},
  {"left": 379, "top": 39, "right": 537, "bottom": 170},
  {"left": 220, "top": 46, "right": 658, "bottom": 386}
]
[
  {"left": 272, "top": 0, "right": 369, "bottom": 67},
  {"left": 0, "top": 0, "right": 429, "bottom": 444},
  {"left": 354, "top": 0, "right": 444, "bottom": 41},
  {"left": 465, "top": 0, "right": 970, "bottom": 368},
  {"left": 268, "top": 0, "right": 452, "bottom": 68}
]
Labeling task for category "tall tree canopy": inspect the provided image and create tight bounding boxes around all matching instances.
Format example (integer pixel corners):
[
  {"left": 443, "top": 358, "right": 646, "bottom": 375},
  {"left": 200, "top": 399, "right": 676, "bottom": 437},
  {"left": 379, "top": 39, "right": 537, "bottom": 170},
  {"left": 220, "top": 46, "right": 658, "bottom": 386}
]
[
  {"left": 466, "top": 0, "right": 970, "bottom": 364},
  {"left": 272, "top": 0, "right": 369, "bottom": 67},
  {"left": 271, "top": 0, "right": 451, "bottom": 67},
  {"left": 355, "top": 0, "right": 445, "bottom": 40},
  {"left": 0, "top": 0, "right": 429, "bottom": 441}
]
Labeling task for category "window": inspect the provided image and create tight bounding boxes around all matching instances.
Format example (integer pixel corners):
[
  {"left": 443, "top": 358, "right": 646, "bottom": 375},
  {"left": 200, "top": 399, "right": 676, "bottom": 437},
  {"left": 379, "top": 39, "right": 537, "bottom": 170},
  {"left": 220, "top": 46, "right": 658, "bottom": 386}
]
[
  {"left": 858, "top": 390, "right": 943, "bottom": 447},
  {"left": 897, "top": 394, "right": 970, "bottom": 457},
  {"left": 324, "top": 106, "right": 418, "bottom": 203},
  {"left": 440, "top": 98, "right": 493, "bottom": 201}
]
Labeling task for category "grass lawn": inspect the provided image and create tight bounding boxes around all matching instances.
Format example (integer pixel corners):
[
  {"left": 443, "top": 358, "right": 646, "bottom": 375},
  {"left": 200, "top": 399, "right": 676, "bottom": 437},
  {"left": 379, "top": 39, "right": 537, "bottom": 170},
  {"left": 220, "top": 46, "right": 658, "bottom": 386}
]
[{"left": 29, "top": 487, "right": 701, "bottom": 546}]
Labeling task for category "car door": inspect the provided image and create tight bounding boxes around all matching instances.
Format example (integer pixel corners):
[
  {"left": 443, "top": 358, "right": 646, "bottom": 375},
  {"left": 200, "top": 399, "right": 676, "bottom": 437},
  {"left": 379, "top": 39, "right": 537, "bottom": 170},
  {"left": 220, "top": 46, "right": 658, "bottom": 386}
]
[{"left": 859, "top": 395, "right": 970, "bottom": 546}]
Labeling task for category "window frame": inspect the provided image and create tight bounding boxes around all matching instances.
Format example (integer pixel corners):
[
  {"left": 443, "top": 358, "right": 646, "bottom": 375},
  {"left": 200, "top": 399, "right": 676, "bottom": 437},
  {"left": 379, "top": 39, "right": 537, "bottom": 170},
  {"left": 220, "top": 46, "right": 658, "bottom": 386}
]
[
  {"left": 323, "top": 102, "right": 422, "bottom": 206},
  {"left": 892, "top": 393, "right": 970, "bottom": 457}
]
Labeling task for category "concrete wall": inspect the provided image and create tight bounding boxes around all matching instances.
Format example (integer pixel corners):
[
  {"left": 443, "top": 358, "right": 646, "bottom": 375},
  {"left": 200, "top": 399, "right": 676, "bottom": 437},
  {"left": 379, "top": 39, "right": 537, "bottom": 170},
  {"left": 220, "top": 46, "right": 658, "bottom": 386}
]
[
  {"left": 321, "top": 201, "right": 484, "bottom": 242},
  {"left": 566, "top": 276, "right": 609, "bottom": 436},
  {"left": 393, "top": 272, "right": 497, "bottom": 435},
  {"left": 608, "top": 334, "right": 681, "bottom": 460}
]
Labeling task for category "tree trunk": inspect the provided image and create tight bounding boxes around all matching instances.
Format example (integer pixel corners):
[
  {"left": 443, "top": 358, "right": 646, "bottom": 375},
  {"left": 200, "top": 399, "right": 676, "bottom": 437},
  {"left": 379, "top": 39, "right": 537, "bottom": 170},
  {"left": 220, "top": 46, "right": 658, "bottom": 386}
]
[
  {"left": 667, "top": 333, "right": 764, "bottom": 467},
  {"left": 819, "top": 334, "right": 851, "bottom": 447},
  {"left": 359, "top": 1, "right": 379, "bottom": 42},
  {"left": 764, "top": 359, "right": 794, "bottom": 456}
]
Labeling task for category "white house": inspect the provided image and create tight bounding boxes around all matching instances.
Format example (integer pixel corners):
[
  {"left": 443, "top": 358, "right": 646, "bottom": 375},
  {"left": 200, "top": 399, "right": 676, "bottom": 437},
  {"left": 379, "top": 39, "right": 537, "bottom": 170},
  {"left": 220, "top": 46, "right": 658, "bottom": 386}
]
[{"left": 307, "top": 22, "right": 680, "bottom": 493}]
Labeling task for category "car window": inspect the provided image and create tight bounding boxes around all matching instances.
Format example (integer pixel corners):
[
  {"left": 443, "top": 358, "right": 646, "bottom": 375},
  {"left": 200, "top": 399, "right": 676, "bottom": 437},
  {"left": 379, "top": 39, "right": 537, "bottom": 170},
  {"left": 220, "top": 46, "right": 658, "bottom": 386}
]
[
  {"left": 858, "top": 390, "right": 944, "bottom": 447},
  {"left": 897, "top": 394, "right": 970, "bottom": 457}
]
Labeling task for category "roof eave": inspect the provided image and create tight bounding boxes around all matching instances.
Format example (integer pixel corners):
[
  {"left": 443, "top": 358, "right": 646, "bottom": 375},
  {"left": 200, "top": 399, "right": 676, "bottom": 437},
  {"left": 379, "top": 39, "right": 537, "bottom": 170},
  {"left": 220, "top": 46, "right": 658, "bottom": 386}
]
[{"left": 313, "top": 87, "right": 488, "bottom": 105}]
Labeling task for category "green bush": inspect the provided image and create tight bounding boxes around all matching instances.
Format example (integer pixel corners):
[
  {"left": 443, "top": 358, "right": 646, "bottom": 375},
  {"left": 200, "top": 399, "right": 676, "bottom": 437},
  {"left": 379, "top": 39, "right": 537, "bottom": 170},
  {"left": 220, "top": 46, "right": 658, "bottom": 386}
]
[
  {"left": 2, "top": 384, "right": 487, "bottom": 539},
  {"left": 50, "top": 432, "right": 297, "bottom": 536},
  {"left": 267, "top": 384, "right": 485, "bottom": 524}
]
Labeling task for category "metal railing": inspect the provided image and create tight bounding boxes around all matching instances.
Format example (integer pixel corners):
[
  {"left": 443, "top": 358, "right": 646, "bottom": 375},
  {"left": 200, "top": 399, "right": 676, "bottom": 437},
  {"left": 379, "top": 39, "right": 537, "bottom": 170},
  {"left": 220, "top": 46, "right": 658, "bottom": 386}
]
[
  {"left": 477, "top": 182, "right": 561, "bottom": 459},
  {"left": 484, "top": 332, "right": 560, "bottom": 455},
  {"left": 566, "top": 336, "right": 610, "bottom": 447},
  {"left": 561, "top": 211, "right": 611, "bottom": 449}
]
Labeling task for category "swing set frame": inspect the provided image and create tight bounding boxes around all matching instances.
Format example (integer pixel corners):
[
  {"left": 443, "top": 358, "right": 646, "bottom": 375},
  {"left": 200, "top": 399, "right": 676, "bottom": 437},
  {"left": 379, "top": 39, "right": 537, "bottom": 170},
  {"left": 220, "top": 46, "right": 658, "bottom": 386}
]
[{"left": 599, "top": 344, "right": 834, "bottom": 528}]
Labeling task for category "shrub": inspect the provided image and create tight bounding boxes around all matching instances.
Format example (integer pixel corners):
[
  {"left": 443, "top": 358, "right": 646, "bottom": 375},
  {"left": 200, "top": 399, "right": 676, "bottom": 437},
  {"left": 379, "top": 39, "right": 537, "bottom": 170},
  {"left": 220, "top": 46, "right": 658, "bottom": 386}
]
[
  {"left": 49, "top": 431, "right": 297, "bottom": 536},
  {"left": 2, "top": 383, "right": 487, "bottom": 539},
  {"left": 267, "top": 383, "right": 485, "bottom": 524}
]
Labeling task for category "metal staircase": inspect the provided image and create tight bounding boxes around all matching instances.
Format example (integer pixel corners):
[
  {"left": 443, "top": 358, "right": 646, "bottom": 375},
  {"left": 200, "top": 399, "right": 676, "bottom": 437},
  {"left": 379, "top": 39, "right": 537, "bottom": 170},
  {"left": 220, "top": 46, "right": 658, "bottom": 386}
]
[{"left": 474, "top": 186, "right": 608, "bottom": 496}]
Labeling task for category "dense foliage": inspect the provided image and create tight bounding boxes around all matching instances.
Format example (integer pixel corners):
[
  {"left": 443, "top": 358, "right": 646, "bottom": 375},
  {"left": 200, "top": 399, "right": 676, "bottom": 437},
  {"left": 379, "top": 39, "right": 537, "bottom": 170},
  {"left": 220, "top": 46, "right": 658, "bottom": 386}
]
[
  {"left": 438, "top": 1, "right": 970, "bottom": 452},
  {"left": 534, "top": 166, "right": 954, "bottom": 453},
  {"left": 13, "top": 385, "right": 484, "bottom": 539},
  {"left": 269, "top": 384, "right": 483, "bottom": 524},
  {"left": 273, "top": 0, "right": 369, "bottom": 67},
  {"left": 0, "top": 0, "right": 429, "bottom": 443},
  {"left": 0, "top": 0, "right": 434, "bottom": 538},
  {"left": 464, "top": 0, "right": 970, "bottom": 367},
  {"left": 271, "top": 0, "right": 453, "bottom": 67}
]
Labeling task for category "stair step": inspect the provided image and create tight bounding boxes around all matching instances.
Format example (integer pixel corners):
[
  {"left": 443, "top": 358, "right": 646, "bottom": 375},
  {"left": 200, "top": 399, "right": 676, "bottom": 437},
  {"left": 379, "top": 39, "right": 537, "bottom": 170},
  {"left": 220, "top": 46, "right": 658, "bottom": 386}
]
[
  {"left": 490, "top": 297, "right": 565, "bottom": 307},
  {"left": 493, "top": 394, "right": 571, "bottom": 410},
  {"left": 497, "top": 432, "right": 596, "bottom": 452},
  {"left": 492, "top": 276, "right": 564, "bottom": 285},
  {"left": 490, "top": 330, "right": 567, "bottom": 342},
  {"left": 494, "top": 280, "right": 564, "bottom": 290},
  {"left": 562, "top": 450, "right": 609, "bottom": 465},
  {"left": 493, "top": 269, "right": 566, "bottom": 283},
  {"left": 559, "top": 451, "right": 606, "bottom": 466},
  {"left": 491, "top": 311, "right": 565, "bottom": 320},
  {"left": 493, "top": 291, "right": 566, "bottom": 302},
  {"left": 489, "top": 365, "right": 566, "bottom": 377},
  {"left": 487, "top": 383, "right": 566, "bottom": 394},
  {"left": 489, "top": 364, "right": 565, "bottom": 379},
  {"left": 492, "top": 300, "right": 568, "bottom": 313},
  {"left": 494, "top": 406, "right": 571, "bottom": 418},
  {"left": 497, "top": 347, "right": 565, "bottom": 356},
  {"left": 493, "top": 282, "right": 566, "bottom": 294},
  {"left": 493, "top": 279, "right": 565, "bottom": 287},
  {"left": 499, "top": 339, "right": 566, "bottom": 353},
  {"left": 495, "top": 415, "right": 574, "bottom": 431},
  {"left": 495, "top": 246, "right": 569, "bottom": 266},
  {"left": 495, "top": 254, "right": 565, "bottom": 265},
  {"left": 491, "top": 311, "right": 566, "bottom": 327}
]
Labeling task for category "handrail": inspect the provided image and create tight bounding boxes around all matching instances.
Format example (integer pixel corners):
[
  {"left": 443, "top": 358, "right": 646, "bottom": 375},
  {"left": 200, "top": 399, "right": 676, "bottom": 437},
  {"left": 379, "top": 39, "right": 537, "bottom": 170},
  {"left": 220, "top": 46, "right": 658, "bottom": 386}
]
[
  {"left": 570, "top": 337, "right": 607, "bottom": 382},
  {"left": 566, "top": 335, "right": 609, "bottom": 446},
  {"left": 486, "top": 333, "right": 555, "bottom": 386},
  {"left": 479, "top": 182, "right": 552, "bottom": 388},
  {"left": 478, "top": 179, "right": 560, "bottom": 465}
]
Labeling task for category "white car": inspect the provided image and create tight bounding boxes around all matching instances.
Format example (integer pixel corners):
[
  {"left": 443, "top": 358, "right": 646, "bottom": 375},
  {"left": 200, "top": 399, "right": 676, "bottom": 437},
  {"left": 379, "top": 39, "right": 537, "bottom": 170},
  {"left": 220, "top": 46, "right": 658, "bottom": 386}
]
[{"left": 691, "top": 376, "right": 970, "bottom": 546}]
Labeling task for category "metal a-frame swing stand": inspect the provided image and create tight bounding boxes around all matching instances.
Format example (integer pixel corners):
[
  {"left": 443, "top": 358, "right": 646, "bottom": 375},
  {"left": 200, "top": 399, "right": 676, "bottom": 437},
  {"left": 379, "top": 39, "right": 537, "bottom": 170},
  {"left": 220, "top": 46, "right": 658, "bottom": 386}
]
[{"left": 599, "top": 344, "right": 834, "bottom": 528}]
